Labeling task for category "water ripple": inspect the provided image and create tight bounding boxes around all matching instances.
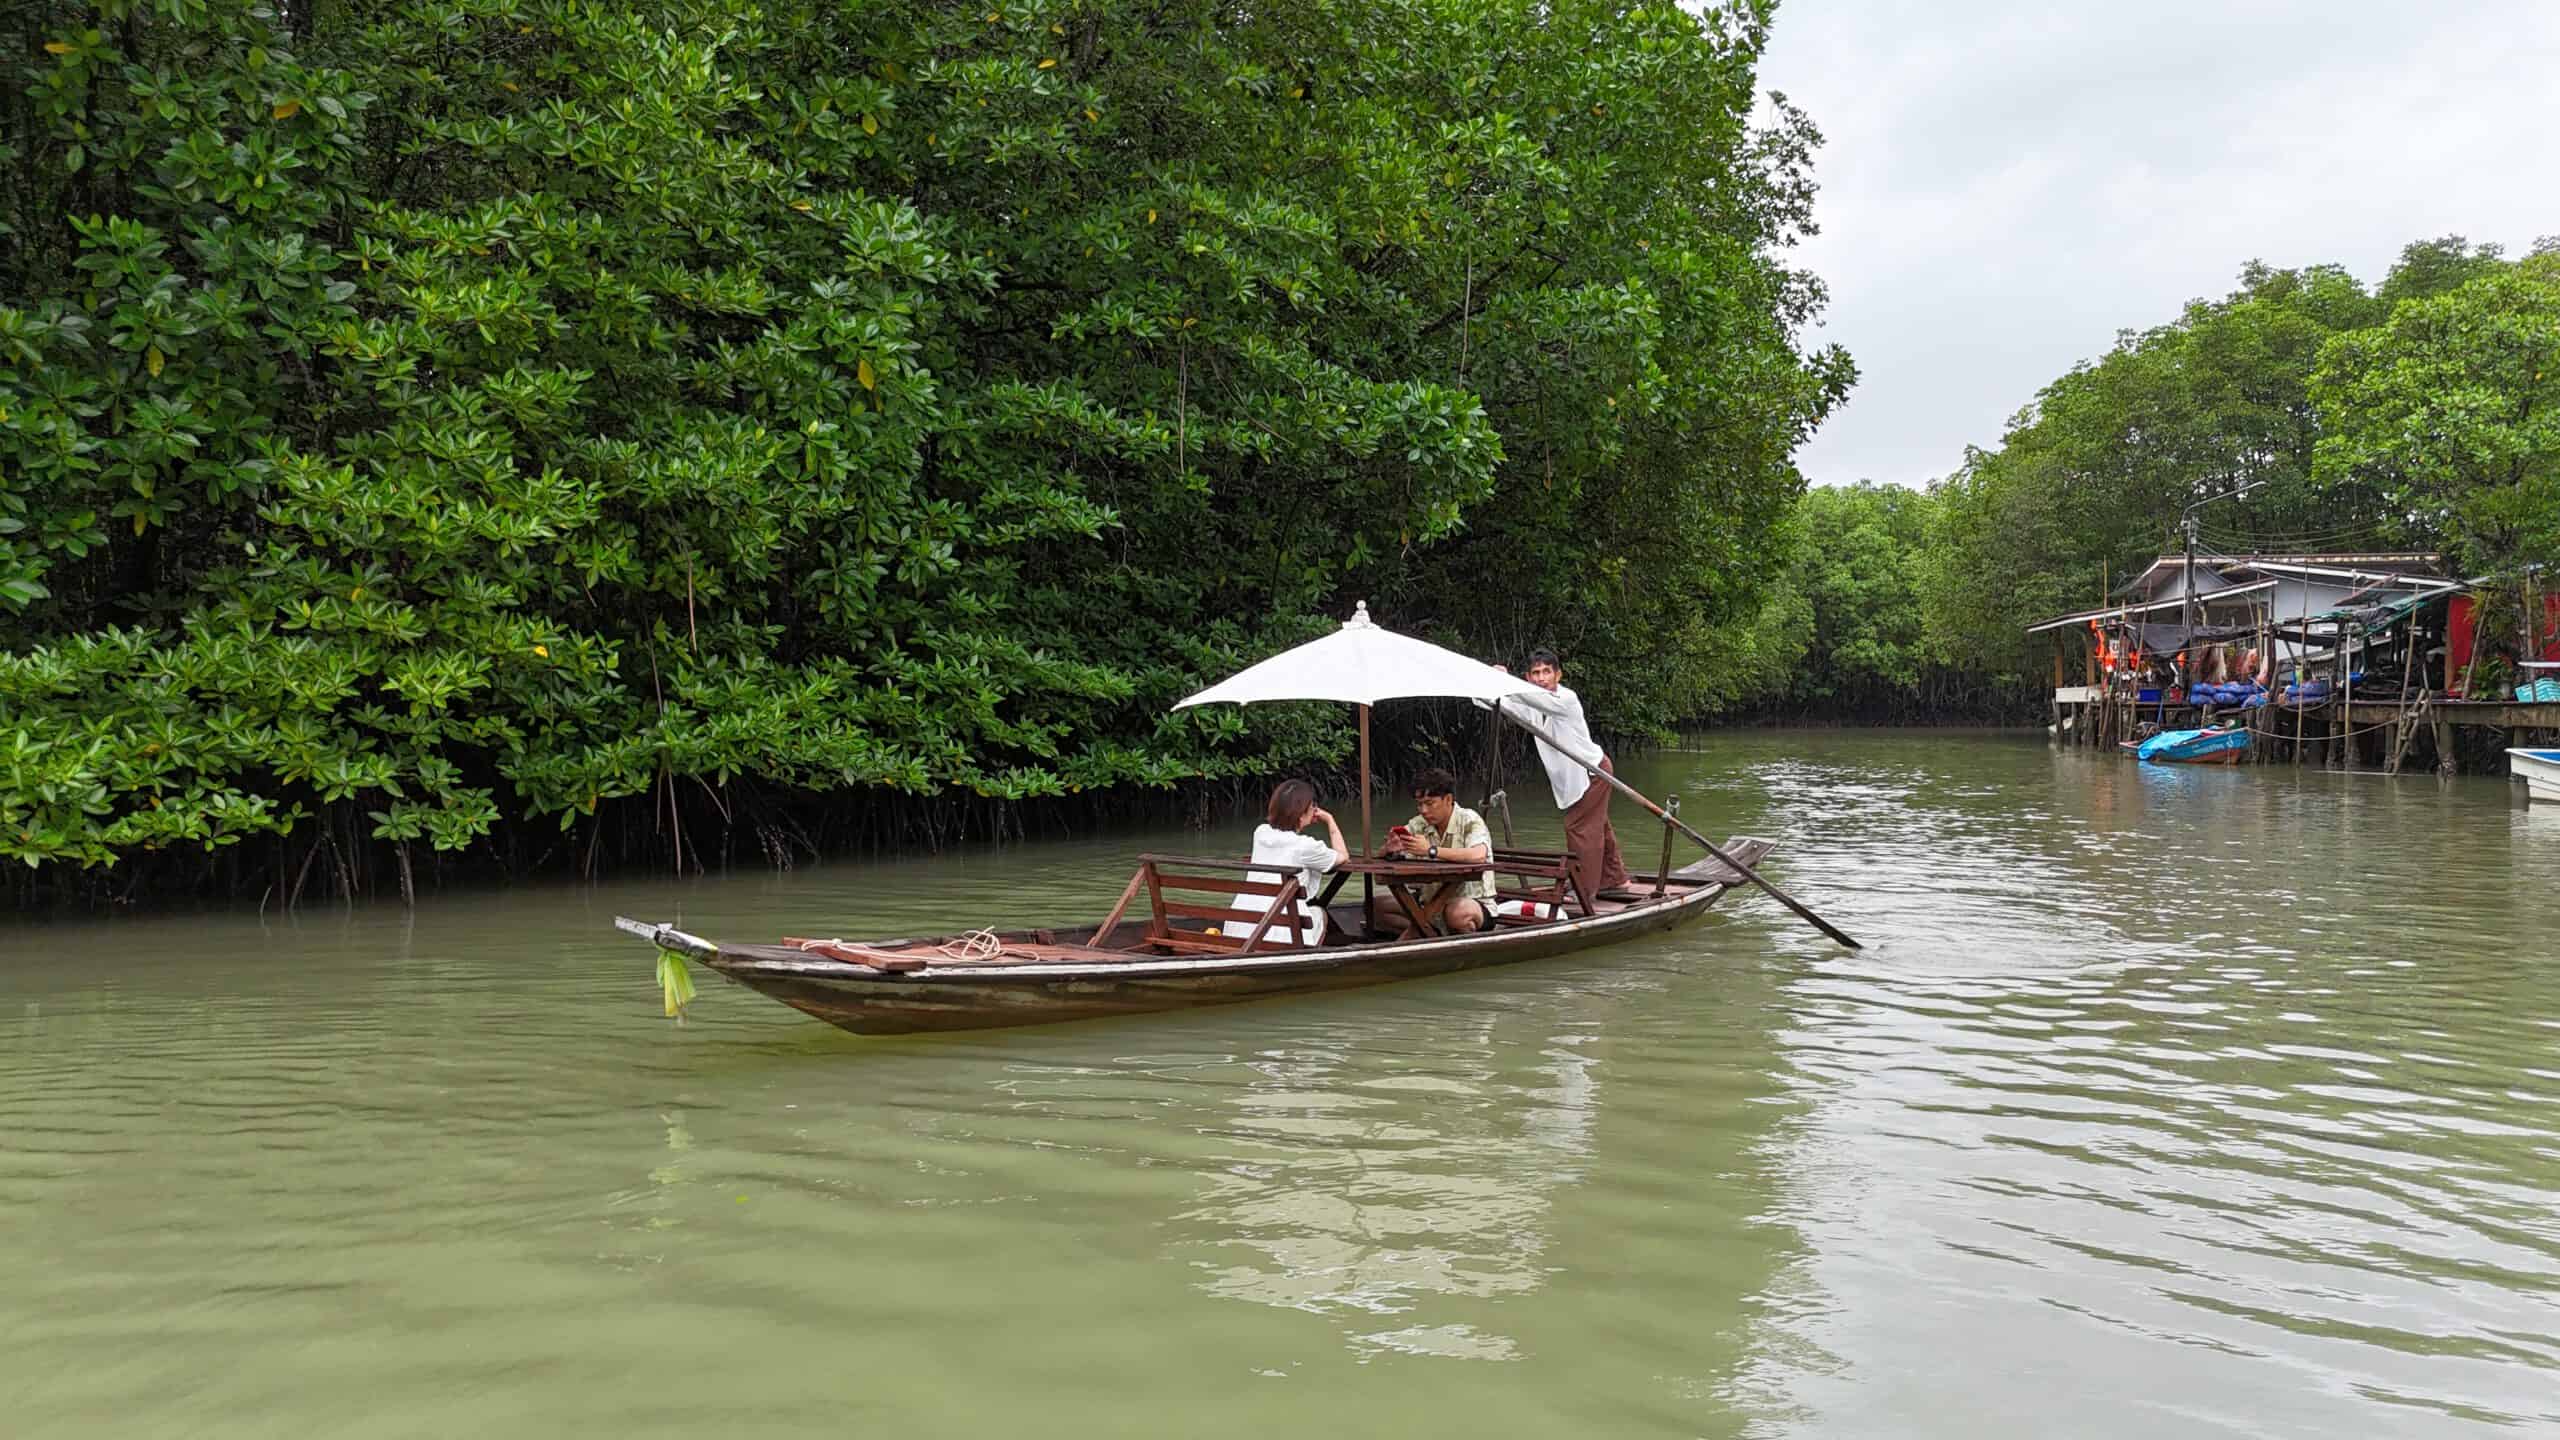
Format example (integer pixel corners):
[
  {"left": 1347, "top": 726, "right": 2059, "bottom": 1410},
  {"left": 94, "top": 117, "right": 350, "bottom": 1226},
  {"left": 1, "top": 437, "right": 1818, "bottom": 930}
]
[{"left": 1, "top": 734, "right": 2555, "bottom": 1436}]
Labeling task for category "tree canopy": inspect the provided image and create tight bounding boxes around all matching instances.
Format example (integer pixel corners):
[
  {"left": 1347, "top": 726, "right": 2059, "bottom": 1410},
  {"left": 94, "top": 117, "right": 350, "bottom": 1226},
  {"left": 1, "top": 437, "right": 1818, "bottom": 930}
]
[
  {"left": 2312, "top": 249, "right": 2560, "bottom": 578},
  {"left": 1914, "top": 238, "right": 2557, "bottom": 678},
  {"left": 0, "top": 0, "right": 1848, "bottom": 893}
]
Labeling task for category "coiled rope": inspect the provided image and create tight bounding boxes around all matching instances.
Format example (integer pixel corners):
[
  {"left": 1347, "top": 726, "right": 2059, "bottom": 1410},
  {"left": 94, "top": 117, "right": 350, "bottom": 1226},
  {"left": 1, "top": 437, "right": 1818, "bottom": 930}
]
[{"left": 935, "top": 928, "right": 1005, "bottom": 961}]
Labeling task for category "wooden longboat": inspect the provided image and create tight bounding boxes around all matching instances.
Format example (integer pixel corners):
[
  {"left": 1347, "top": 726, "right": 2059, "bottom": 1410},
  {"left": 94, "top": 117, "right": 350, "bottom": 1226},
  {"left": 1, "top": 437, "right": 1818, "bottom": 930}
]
[{"left": 616, "top": 836, "right": 1776, "bottom": 1035}]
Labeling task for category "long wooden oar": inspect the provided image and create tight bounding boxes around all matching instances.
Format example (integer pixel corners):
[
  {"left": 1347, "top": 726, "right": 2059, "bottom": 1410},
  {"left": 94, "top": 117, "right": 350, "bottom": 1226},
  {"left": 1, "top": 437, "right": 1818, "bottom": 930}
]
[
  {"left": 1493, "top": 711, "right": 1863, "bottom": 950},
  {"left": 1594, "top": 761, "right": 1862, "bottom": 949}
]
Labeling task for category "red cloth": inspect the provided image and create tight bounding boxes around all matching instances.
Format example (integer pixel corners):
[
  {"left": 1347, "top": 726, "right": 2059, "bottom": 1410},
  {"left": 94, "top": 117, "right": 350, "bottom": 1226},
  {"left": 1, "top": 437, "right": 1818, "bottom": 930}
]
[{"left": 2447, "top": 595, "right": 2560, "bottom": 693}]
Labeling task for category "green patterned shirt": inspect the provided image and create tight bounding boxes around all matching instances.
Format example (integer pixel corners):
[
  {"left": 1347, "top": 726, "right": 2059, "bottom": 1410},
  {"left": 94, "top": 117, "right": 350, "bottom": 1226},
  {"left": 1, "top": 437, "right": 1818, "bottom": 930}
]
[{"left": 1407, "top": 805, "right": 1496, "bottom": 900}]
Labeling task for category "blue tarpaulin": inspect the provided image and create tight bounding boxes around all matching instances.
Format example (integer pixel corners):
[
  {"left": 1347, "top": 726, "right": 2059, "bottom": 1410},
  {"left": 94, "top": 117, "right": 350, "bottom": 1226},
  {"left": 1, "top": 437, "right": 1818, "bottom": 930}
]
[{"left": 2136, "top": 728, "right": 2253, "bottom": 763}]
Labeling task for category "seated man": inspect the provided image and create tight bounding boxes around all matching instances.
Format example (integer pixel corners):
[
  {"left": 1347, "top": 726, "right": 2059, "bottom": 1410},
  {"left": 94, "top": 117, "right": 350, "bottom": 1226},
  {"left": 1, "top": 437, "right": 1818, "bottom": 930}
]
[{"left": 1376, "top": 767, "right": 1495, "bottom": 935}]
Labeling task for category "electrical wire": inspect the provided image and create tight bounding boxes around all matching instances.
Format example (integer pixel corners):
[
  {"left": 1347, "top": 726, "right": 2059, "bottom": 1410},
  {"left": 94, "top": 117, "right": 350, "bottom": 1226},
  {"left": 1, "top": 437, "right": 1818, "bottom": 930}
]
[{"left": 2191, "top": 522, "right": 2404, "bottom": 554}]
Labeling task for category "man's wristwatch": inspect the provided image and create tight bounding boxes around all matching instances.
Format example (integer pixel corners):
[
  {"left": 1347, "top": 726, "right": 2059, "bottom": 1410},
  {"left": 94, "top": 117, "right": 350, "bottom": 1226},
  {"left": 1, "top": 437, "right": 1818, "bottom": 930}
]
[{"left": 1427, "top": 844, "right": 1439, "bottom": 861}]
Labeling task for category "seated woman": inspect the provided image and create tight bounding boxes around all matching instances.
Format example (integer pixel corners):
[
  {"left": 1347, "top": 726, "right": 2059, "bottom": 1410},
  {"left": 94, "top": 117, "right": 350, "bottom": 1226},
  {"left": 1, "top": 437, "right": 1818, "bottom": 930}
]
[
  {"left": 1223, "top": 780, "right": 1348, "bottom": 945},
  {"left": 1375, "top": 767, "right": 1494, "bottom": 936}
]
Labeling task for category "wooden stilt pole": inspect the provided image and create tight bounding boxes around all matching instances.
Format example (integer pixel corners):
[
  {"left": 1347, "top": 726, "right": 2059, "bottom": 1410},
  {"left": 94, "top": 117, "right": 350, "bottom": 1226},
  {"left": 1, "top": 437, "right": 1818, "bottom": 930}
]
[
  {"left": 1651, "top": 795, "right": 1678, "bottom": 898},
  {"left": 2388, "top": 627, "right": 2418, "bottom": 774},
  {"left": 2304, "top": 579, "right": 2324, "bottom": 768}
]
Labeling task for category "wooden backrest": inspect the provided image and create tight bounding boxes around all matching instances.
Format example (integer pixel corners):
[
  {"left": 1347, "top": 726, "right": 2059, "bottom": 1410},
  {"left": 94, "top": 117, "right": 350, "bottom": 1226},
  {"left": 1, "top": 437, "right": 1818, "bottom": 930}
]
[
  {"left": 1478, "top": 853, "right": 1578, "bottom": 910},
  {"left": 1120, "top": 854, "right": 1318, "bottom": 955}
]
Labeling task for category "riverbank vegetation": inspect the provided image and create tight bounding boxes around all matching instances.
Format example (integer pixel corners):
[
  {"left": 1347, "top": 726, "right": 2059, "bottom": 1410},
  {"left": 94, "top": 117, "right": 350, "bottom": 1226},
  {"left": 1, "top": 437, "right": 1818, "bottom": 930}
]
[
  {"left": 1695, "top": 236, "right": 2559, "bottom": 728},
  {"left": 1916, "top": 236, "right": 2559, "bottom": 679},
  {"left": 11, "top": 2, "right": 2551, "bottom": 908},
  {"left": 2, "top": 0, "right": 1849, "bottom": 901}
]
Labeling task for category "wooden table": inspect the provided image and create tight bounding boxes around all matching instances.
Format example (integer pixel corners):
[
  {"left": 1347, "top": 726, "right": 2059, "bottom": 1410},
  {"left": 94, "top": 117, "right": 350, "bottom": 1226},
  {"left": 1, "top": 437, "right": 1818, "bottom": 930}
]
[{"left": 1314, "top": 856, "right": 1489, "bottom": 938}]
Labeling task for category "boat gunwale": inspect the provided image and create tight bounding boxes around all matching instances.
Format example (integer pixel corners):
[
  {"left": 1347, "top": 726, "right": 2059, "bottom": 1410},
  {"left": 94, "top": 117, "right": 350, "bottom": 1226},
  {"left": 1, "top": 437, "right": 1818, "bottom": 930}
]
[{"left": 667, "top": 837, "right": 1776, "bottom": 985}]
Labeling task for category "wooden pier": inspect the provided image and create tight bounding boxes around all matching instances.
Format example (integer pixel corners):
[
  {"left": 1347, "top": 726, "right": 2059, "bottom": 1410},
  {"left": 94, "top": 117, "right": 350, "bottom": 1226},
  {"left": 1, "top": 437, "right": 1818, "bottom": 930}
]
[{"left": 2054, "top": 690, "right": 2560, "bottom": 775}]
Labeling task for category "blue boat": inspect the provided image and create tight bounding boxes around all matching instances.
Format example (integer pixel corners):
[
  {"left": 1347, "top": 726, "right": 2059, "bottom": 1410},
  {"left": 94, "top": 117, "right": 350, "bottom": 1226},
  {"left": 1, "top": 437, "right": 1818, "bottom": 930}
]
[{"left": 2121, "top": 727, "right": 2252, "bottom": 765}]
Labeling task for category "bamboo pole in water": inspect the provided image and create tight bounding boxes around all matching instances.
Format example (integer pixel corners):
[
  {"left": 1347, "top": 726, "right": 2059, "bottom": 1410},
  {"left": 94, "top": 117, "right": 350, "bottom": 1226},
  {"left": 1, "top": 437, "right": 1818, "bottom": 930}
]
[
  {"left": 2388, "top": 629, "right": 2419, "bottom": 774},
  {"left": 1651, "top": 795, "right": 1677, "bottom": 899}
]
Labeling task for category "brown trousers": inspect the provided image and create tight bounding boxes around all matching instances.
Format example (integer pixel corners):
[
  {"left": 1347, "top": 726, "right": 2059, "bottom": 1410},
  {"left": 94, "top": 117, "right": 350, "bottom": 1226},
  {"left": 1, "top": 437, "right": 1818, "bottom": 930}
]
[{"left": 1562, "top": 759, "right": 1632, "bottom": 906}]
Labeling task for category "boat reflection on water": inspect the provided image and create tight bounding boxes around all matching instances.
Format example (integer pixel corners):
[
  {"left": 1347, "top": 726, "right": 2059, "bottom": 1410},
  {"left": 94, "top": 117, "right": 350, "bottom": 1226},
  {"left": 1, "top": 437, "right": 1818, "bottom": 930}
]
[
  {"left": 1172, "top": 1014, "right": 1598, "bottom": 1361},
  {"left": 1150, "top": 939, "right": 1805, "bottom": 1387}
]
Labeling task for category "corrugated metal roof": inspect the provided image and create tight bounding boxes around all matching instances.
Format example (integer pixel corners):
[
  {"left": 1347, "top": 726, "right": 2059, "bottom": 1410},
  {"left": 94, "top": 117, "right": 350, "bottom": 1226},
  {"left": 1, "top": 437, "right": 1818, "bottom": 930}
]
[{"left": 2023, "top": 579, "right": 2279, "bottom": 633}]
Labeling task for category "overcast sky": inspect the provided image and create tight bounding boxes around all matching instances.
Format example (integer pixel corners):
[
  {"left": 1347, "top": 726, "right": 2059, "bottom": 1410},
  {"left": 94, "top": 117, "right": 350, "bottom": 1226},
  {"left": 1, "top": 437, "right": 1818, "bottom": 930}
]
[{"left": 1756, "top": 0, "right": 2560, "bottom": 489}]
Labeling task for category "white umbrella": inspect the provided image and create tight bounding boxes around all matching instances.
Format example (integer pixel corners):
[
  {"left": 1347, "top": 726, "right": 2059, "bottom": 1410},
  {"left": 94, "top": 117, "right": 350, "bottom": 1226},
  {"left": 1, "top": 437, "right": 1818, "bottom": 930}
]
[
  {"left": 1175, "top": 601, "right": 1546, "bottom": 864},
  {"left": 1173, "top": 601, "right": 1546, "bottom": 711},
  {"left": 1176, "top": 603, "right": 1865, "bottom": 949}
]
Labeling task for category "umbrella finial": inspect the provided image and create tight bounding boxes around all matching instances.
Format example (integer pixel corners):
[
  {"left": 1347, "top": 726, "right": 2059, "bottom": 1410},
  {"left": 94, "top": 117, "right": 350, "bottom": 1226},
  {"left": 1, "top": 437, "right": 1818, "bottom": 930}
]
[{"left": 1345, "top": 600, "right": 1374, "bottom": 628}]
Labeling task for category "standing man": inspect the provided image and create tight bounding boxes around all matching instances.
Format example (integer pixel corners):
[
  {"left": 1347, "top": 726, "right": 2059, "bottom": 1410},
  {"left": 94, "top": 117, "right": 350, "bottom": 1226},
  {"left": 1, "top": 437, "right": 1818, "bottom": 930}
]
[{"left": 1489, "top": 647, "right": 1632, "bottom": 910}]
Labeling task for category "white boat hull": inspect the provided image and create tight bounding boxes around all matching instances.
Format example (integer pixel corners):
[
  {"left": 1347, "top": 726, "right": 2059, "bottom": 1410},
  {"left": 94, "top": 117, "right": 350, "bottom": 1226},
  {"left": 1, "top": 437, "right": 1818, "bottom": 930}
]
[{"left": 2509, "top": 749, "right": 2560, "bottom": 804}]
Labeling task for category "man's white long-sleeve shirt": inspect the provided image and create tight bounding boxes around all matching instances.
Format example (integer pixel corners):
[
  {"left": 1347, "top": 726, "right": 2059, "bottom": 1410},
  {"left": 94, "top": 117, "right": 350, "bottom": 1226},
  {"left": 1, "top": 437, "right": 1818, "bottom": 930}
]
[{"left": 1484, "top": 684, "right": 1606, "bottom": 809}]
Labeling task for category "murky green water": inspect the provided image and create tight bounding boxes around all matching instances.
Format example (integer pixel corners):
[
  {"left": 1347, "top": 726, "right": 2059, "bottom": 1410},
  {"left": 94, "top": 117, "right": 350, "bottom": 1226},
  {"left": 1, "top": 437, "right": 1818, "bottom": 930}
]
[{"left": 5, "top": 733, "right": 2558, "bottom": 1437}]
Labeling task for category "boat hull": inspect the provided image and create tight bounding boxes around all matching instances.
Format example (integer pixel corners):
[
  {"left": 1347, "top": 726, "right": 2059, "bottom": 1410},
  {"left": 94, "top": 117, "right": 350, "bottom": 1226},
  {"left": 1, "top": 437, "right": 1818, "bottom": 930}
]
[
  {"left": 725, "top": 893, "right": 1724, "bottom": 1034},
  {"left": 627, "top": 840, "right": 1774, "bottom": 1035},
  {"left": 2511, "top": 748, "right": 2560, "bottom": 804},
  {"left": 2122, "top": 727, "right": 2250, "bottom": 765}
]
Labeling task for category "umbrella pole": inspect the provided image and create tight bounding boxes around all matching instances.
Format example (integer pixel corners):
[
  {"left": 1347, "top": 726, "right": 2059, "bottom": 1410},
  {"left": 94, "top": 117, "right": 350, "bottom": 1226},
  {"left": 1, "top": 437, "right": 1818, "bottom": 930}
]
[{"left": 1358, "top": 703, "right": 1374, "bottom": 931}]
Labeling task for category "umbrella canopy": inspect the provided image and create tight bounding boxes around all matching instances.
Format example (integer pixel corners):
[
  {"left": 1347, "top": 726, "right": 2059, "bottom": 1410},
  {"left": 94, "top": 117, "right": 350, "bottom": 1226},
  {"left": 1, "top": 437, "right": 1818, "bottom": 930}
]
[{"left": 1174, "top": 602, "right": 1544, "bottom": 710}]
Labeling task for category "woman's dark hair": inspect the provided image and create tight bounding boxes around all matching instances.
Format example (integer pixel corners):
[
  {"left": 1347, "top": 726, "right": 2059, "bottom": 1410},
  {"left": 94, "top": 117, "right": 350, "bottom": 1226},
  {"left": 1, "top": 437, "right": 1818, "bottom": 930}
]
[
  {"left": 1526, "top": 646, "right": 1562, "bottom": 671},
  {"left": 1265, "top": 779, "right": 1318, "bottom": 827},
  {"left": 1409, "top": 767, "right": 1460, "bottom": 799}
]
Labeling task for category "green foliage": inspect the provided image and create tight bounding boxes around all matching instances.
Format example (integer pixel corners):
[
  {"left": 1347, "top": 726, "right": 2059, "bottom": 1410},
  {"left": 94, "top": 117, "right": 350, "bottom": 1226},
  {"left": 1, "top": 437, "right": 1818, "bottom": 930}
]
[
  {"left": 2374, "top": 234, "right": 2512, "bottom": 308},
  {"left": 1387, "top": 44, "right": 1853, "bottom": 734},
  {"left": 1918, "top": 258, "right": 2404, "bottom": 674},
  {"left": 1915, "top": 236, "right": 2560, "bottom": 684},
  {"left": 1779, "top": 483, "right": 1931, "bottom": 708},
  {"left": 2312, "top": 249, "right": 2560, "bottom": 577},
  {"left": 1683, "top": 571, "right": 1812, "bottom": 718},
  {"left": 1, "top": 0, "right": 1843, "bottom": 885},
  {"left": 1915, "top": 446, "right": 2086, "bottom": 678},
  {"left": 1690, "top": 481, "right": 2039, "bottom": 724}
]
